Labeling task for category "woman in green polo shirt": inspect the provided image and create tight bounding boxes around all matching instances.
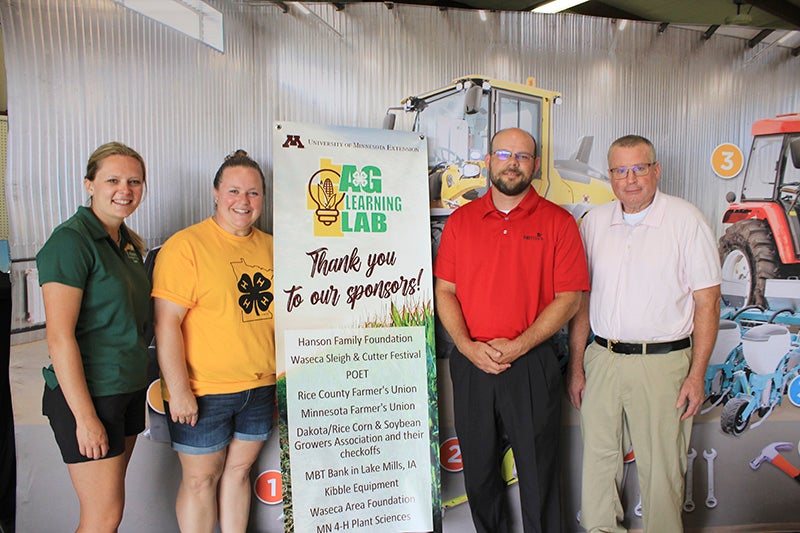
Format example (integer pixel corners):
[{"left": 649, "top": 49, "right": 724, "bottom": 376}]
[{"left": 36, "top": 142, "right": 151, "bottom": 532}]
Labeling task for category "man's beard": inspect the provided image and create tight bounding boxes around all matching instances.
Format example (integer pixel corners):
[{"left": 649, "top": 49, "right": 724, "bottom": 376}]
[{"left": 490, "top": 167, "right": 533, "bottom": 196}]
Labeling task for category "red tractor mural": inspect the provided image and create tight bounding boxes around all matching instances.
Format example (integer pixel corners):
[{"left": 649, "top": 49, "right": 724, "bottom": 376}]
[{"left": 719, "top": 113, "right": 800, "bottom": 309}]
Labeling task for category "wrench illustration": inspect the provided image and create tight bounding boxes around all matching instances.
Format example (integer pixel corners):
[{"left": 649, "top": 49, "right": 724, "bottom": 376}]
[
  {"left": 683, "top": 448, "right": 697, "bottom": 512},
  {"left": 704, "top": 448, "right": 718, "bottom": 508},
  {"left": 634, "top": 492, "right": 642, "bottom": 517}
]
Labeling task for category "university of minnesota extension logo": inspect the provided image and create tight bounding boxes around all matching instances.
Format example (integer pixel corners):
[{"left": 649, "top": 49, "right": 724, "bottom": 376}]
[{"left": 307, "top": 158, "right": 402, "bottom": 237}]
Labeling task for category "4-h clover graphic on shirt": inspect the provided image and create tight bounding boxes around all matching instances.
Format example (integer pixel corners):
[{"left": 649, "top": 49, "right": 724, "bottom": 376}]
[
  {"left": 231, "top": 258, "right": 274, "bottom": 322},
  {"left": 237, "top": 271, "right": 274, "bottom": 318}
]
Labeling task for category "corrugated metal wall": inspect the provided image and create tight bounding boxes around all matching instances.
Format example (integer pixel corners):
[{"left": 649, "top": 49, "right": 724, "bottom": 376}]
[{"left": 1, "top": 0, "right": 798, "bottom": 333}]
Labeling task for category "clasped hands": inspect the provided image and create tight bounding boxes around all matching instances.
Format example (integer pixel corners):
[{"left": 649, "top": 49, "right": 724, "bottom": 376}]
[{"left": 463, "top": 337, "right": 527, "bottom": 375}]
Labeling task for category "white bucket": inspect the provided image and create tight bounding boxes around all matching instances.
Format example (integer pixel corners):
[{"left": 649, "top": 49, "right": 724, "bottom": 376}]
[
  {"left": 741, "top": 324, "right": 791, "bottom": 375},
  {"left": 709, "top": 320, "right": 741, "bottom": 365}
]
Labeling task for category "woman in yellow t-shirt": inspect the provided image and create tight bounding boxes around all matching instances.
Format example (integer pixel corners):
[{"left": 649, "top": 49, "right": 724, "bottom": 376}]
[{"left": 152, "top": 150, "right": 275, "bottom": 532}]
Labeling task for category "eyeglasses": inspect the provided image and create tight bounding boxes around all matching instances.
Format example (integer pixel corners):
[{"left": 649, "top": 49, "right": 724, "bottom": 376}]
[
  {"left": 492, "top": 150, "right": 535, "bottom": 162},
  {"left": 608, "top": 162, "right": 657, "bottom": 179}
]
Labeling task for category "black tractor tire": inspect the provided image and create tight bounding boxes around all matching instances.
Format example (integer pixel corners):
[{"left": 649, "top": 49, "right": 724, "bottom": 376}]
[
  {"left": 720, "top": 396, "right": 751, "bottom": 435},
  {"left": 428, "top": 169, "right": 443, "bottom": 204},
  {"left": 431, "top": 218, "right": 455, "bottom": 359},
  {"left": 705, "top": 368, "right": 726, "bottom": 405},
  {"left": 718, "top": 219, "right": 780, "bottom": 308}
]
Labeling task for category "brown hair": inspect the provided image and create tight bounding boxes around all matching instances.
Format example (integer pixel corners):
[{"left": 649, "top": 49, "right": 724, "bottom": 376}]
[
  {"left": 213, "top": 149, "right": 266, "bottom": 190},
  {"left": 85, "top": 142, "right": 147, "bottom": 255}
]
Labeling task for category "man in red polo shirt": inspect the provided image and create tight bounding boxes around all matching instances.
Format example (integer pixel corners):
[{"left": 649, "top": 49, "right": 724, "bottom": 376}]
[{"left": 434, "top": 127, "right": 589, "bottom": 532}]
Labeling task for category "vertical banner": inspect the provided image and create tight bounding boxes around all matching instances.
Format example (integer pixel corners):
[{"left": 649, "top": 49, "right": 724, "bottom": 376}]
[{"left": 273, "top": 122, "right": 441, "bottom": 533}]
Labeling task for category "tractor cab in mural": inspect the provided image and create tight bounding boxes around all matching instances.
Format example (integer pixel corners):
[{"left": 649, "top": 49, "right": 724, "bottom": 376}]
[
  {"left": 383, "top": 75, "right": 615, "bottom": 220},
  {"left": 720, "top": 113, "right": 800, "bottom": 308},
  {"left": 384, "top": 75, "right": 614, "bottom": 361}
]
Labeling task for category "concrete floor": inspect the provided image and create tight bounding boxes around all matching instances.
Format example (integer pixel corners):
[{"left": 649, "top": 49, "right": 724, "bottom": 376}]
[{"left": 9, "top": 338, "right": 48, "bottom": 426}]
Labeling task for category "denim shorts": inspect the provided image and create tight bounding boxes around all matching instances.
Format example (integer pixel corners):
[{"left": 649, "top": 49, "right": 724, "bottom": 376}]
[{"left": 164, "top": 385, "right": 275, "bottom": 455}]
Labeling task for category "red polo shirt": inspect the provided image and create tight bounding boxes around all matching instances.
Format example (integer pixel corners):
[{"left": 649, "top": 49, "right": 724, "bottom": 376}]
[{"left": 434, "top": 187, "right": 589, "bottom": 342}]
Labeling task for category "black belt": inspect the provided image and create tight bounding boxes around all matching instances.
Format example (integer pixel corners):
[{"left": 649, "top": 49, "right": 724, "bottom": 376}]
[{"left": 594, "top": 336, "right": 691, "bottom": 355}]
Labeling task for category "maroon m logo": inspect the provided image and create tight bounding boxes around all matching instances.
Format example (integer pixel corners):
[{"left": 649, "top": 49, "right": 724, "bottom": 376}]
[{"left": 282, "top": 135, "right": 305, "bottom": 149}]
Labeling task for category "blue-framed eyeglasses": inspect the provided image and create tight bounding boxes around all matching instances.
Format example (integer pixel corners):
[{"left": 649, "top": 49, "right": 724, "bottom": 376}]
[
  {"left": 608, "top": 162, "right": 657, "bottom": 179},
  {"left": 492, "top": 150, "right": 535, "bottom": 162}
]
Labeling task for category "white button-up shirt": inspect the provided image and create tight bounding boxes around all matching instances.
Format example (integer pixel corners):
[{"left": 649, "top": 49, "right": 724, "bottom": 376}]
[{"left": 581, "top": 190, "right": 721, "bottom": 342}]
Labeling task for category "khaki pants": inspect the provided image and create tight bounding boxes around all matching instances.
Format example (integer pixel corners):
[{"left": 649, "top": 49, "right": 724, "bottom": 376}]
[{"left": 579, "top": 341, "right": 693, "bottom": 533}]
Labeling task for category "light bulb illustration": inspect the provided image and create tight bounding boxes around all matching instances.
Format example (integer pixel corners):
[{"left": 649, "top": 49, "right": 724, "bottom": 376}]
[{"left": 308, "top": 168, "right": 346, "bottom": 226}]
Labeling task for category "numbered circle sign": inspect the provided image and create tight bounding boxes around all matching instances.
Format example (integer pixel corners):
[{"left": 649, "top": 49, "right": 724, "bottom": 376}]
[
  {"left": 440, "top": 436, "right": 463, "bottom": 472},
  {"left": 788, "top": 375, "right": 800, "bottom": 407},
  {"left": 254, "top": 470, "right": 282, "bottom": 505},
  {"left": 711, "top": 143, "right": 744, "bottom": 179}
]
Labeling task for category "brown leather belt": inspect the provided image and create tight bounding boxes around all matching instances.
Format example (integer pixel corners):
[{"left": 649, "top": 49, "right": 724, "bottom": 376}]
[{"left": 594, "top": 336, "right": 691, "bottom": 355}]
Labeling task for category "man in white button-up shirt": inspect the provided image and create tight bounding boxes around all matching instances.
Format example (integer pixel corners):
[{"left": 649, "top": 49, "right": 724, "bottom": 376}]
[{"left": 567, "top": 135, "right": 721, "bottom": 533}]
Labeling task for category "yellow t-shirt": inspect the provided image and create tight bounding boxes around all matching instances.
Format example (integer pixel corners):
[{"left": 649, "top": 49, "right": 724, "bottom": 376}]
[{"left": 152, "top": 217, "right": 275, "bottom": 397}]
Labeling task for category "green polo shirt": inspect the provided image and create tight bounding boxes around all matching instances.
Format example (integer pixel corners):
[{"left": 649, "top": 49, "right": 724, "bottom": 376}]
[{"left": 36, "top": 206, "right": 151, "bottom": 396}]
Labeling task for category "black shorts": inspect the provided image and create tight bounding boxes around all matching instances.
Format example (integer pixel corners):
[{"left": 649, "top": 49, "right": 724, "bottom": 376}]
[{"left": 42, "top": 384, "right": 146, "bottom": 464}]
